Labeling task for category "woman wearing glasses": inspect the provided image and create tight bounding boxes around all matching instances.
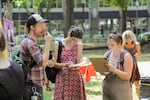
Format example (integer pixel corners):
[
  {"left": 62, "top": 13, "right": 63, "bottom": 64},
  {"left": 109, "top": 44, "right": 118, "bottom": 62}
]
[{"left": 122, "top": 30, "right": 141, "bottom": 100}]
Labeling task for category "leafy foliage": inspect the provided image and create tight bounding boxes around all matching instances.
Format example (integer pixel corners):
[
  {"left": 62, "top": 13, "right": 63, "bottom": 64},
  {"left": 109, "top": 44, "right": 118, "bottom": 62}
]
[
  {"left": 13, "top": 0, "right": 58, "bottom": 16},
  {"left": 101, "top": 0, "right": 130, "bottom": 10},
  {"left": 140, "top": 0, "right": 150, "bottom": 5},
  {"left": 138, "top": 32, "right": 150, "bottom": 45}
]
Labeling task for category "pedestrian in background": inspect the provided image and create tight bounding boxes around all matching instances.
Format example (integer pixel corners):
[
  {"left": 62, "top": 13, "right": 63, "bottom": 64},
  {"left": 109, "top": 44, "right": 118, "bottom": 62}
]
[
  {"left": 103, "top": 33, "right": 133, "bottom": 100},
  {"left": 0, "top": 28, "right": 24, "bottom": 100},
  {"left": 122, "top": 30, "right": 141, "bottom": 100}
]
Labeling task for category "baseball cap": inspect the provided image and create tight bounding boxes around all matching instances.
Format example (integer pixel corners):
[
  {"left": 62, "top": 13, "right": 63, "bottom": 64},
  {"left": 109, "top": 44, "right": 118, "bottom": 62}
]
[{"left": 26, "top": 14, "right": 49, "bottom": 27}]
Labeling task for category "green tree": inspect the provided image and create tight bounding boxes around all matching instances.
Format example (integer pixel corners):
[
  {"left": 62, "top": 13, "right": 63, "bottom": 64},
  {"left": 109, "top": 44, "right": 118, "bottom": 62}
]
[
  {"left": 2, "top": 0, "right": 13, "bottom": 20},
  {"left": 13, "top": 0, "right": 74, "bottom": 37},
  {"left": 13, "top": 0, "right": 56, "bottom": 17},
  {"left": 101, "top": 0, "right": 131, "bottom": 33},
  {"left": 62, "top": 0, "right": 74, "bottom": 37},
  {"left": 140, "top": 0, "right": 150, "bottom": 5}
]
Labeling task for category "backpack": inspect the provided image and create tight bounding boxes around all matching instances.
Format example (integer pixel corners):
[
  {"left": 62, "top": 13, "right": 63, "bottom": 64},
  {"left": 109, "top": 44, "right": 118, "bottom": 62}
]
[
  {"left": 106, "top": 50, "right": 136, "bottom": 84},
  {"left": 11, "top": 48, "right": 28, "bottom": 76},
  {"left": 11, "top": 48, "right": 24, "bottom": 65},
  {"left": 120, "top": 51, "right": 137, "bottom": 84},
  {"left": 11, "top": 48, "right": 36, "bottom": 80},
  {"left": 45, "top": 41, "right": 63, "bottom": 83}
]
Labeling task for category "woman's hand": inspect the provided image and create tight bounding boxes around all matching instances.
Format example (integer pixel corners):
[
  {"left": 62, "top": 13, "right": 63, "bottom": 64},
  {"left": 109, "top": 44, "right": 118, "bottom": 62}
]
[
  {"left": 134, "top": 52, "right": 138, "bottom": 58},
  {"left": 47, "top": 59, "right": 55, "bottom": 68},
  {"left": 67, "top": 62, "right": 78, "bottom": 70},
  {"left": 45, "top": 31, "right": 52, "bottom": 44}
]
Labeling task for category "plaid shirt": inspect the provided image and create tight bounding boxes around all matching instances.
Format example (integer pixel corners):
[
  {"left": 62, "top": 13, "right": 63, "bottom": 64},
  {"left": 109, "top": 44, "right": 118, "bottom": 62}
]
[{"left": 20, "top": 36, "right": 44, "bottom": 86}]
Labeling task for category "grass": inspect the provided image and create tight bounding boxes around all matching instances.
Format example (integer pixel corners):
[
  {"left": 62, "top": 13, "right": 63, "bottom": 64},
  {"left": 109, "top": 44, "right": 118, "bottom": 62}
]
[
  {"left": 43, "top": 49, "right": 106, "bottom": 100},
  {"left": 83, "top": 49, "right": 150, "bottom": 61},
  {"left": 139, "top": 53, "right": 150, "bottom": 61},
  {"left": 43, "top": 76, "right": 103, "bottom": 100}
]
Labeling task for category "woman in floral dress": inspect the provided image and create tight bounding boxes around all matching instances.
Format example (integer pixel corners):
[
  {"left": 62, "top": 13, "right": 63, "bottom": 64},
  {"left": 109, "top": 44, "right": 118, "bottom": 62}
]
[{"left": 53, "top": 26, "right": 86, "bottom": 100}]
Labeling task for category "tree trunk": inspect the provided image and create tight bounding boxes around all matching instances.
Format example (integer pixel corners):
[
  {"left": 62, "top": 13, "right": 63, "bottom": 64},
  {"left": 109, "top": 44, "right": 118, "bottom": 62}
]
[
  {"left": 62, "top": 0, "right": 74, "bottom": 37},
  {"left": 120, "top": 8, "right": 127, "bottom": 33}
]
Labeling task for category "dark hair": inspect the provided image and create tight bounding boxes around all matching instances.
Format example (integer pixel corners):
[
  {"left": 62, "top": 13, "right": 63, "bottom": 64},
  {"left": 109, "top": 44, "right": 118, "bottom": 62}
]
[
  {"left": 0, "top": 28, "right": 6, "bottom": 51},
  {"left": 108, "top": 33, "right": 122, "bottom": 45},
  {"left": 69, "top": 26, "right": 83, "bottom": 39}
]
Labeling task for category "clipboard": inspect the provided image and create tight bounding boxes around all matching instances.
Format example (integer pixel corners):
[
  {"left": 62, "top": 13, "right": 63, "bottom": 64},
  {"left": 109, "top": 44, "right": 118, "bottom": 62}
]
[{"left": 89, "top": 57, "right": 110, "bottom": 73}]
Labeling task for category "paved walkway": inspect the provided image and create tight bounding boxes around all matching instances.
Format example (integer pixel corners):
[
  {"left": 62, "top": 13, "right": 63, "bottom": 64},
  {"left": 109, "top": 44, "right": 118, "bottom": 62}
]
[
  {"left": 138, "top": 61, "right": 150, "bottom": 77},
  {"left": 138, "top": 61, "right": 150, "bottom": 100}
]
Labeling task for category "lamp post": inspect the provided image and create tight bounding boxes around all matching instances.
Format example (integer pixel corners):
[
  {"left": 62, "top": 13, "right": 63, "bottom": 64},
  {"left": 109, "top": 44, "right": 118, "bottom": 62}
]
[
  {"left": 88, "top": 0, "right": 92, "bottom": 39},
  {"left": 17, "top": 3, "right": 21, "bottom": 35},
  {"left": 135, "top": 0, "right": 139, "bottom": 40},
  {"left": 0, "top": 0, "right": 1, "bottom": 19},
  {"left": 82, "top": 0, "right": 86, "bottom": 24},
  {"left": 0, "top": 0, "right": 2, "bottom": 28}
]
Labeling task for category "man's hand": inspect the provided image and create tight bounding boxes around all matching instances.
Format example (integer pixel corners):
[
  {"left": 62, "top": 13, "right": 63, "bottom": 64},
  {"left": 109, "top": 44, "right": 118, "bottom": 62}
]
[
  {"left": 47, "top": 57, "right": 55, "bottom": 68},
  {"left": 45, "top": 31, "right": 52, "bottom": 43}
]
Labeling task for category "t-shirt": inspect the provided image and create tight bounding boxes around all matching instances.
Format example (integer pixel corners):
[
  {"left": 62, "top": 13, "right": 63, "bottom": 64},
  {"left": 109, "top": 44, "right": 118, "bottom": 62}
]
[{"left": 0, "top": 61, "right": 24, "bottom": 100}]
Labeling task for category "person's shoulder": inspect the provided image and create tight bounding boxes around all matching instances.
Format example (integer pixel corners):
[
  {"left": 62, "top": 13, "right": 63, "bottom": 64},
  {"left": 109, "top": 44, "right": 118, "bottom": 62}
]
[
  {"left": 10, "top": 61, "right": 24, "bottom": 73},
  {"left": 20, "top": 36, "right": 31, "bottom": 45},
  {"left": 104, "top": 50, "right": 111, "bottom": 58},
  {"left": 54, "top": 40, "right": 62, "bottom": 46},
  {"left": 78, "top": 40, "right": 83, "bottom": 45},
  {"left": 135, "top": 41, "right": 140, "bottom": 47},
  {"left": 122, "top": 50, "right": 132, "bottom": 59}
]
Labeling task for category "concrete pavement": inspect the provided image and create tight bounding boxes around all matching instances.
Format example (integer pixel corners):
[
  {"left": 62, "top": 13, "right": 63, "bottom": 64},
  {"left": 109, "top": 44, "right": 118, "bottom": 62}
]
[{"left": 138, "top": 61, "right": 150, "bottom": 77}]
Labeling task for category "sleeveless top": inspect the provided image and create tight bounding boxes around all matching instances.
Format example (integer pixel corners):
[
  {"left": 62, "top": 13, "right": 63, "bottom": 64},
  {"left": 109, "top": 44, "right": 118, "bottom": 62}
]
[{"left": 54, "top": 43, "right": 86, "bottom": 100}]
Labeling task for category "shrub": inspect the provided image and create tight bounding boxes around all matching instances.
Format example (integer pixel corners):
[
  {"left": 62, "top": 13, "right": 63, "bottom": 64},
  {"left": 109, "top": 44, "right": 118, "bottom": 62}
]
[
  {"left": 138, "top": 32, "right": 150, "bottom": 45},
  {"left": 93, "top": 34, "right": 102, "bottom": 41}
]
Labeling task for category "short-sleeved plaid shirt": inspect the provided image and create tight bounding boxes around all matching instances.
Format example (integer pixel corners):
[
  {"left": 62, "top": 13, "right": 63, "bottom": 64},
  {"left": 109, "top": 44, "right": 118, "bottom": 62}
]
[{"left": 20, "top": 36, "right": 44, "bottom": 86}]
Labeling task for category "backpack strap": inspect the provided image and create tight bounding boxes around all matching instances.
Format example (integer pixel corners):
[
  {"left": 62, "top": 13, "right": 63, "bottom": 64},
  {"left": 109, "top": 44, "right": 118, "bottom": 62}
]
[
  {"left": 119, "top": 50, "right": 128, "bottom": 71},
  {"left": 119, "top": 50, "right": 136, "bottom": 83},
  {"left": 105, "top": 50, "right": 111, "bottom": 60},
  {"left": 120, "top": 50, "right": 128, "bottom": 67},
  {"left": 57, "top": 41, "right": 63, "bottom": 63}
]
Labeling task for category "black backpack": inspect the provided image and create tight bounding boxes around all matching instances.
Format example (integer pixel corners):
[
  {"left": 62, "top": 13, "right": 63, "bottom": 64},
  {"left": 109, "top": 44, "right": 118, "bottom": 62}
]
[{"left": 45, "top": 41, "right": 63, "bottom": 83}]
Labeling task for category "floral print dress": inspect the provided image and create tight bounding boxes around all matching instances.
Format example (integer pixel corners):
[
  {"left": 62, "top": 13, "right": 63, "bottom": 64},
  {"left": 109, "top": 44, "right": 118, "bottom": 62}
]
[{"left": 54, "top": 44, "right": 86, "bottom": 100}]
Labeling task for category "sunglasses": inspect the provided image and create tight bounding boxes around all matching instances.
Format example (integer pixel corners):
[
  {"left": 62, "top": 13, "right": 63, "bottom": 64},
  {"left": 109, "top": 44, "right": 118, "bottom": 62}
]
[{"left": 125, "top": 40, "right": 134, "bottom": 45}]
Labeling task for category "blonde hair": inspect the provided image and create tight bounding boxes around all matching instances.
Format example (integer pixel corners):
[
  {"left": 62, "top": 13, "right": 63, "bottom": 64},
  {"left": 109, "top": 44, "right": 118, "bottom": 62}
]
[
  {"left": 0, "top": 28, "right": 9, "bottom": 59},
  {"left": 0, "top": 48, "right": 9, "bottom": 59},
  {"left": 122, "top": 30, "right": 137, "bottom": 45}
]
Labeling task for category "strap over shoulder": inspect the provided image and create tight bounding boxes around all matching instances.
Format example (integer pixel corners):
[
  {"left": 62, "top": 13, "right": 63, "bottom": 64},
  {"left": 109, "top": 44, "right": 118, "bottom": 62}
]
[
  {"left": 56, "top": 40, "right": 63, "bottom": 63},
  {"left": 120, "top": 50, "right": 128, "bottom": 64},
  {"left": 105, "top": 50, "right": 111, "bottom": 59}
]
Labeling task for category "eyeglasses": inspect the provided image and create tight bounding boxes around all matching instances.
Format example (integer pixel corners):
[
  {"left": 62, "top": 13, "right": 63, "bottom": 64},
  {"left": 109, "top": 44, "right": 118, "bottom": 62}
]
[{"left": 125, "top": 40, "right": 134, "bottom": 45}]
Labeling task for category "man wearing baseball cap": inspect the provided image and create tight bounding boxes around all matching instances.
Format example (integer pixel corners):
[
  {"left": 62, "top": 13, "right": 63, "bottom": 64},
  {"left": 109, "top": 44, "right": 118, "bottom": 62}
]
[{"left": 20, "top": 14, "right": 52, "bottom": 100}]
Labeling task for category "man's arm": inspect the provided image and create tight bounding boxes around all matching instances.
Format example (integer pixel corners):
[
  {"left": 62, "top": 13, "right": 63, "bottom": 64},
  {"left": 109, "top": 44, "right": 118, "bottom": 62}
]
[{"left": 42, "top": 32, "right": 52, "bottom": 67}]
